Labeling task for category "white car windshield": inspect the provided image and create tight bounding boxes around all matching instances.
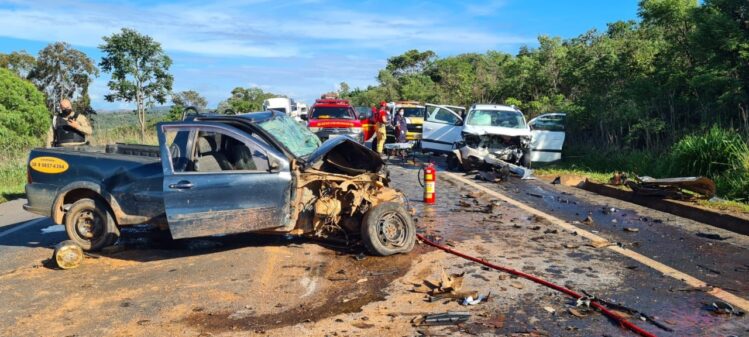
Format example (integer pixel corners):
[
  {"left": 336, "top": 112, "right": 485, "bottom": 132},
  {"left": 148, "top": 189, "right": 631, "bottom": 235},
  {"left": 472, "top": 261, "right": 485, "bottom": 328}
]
[{"left": 466, "top": 110, "right": 526, "bottom": 129}]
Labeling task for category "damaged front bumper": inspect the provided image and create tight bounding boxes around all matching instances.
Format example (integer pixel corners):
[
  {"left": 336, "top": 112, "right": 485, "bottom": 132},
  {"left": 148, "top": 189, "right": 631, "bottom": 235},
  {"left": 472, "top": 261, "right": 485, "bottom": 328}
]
[{"left": 451, "top": 134, "right": 533, "bottom": 179}]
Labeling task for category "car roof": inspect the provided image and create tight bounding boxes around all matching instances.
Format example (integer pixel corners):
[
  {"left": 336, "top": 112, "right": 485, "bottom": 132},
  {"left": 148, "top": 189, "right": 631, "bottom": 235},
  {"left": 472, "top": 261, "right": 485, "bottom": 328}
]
[
  {"left": 193, "top": 111, "right": 276, "bottom": 124},
  {"left": 313, "top": 98, "right": 352, "bottom": 108},
  {"left": 471, "top": 104, "right": 520, "bottom": 112}
]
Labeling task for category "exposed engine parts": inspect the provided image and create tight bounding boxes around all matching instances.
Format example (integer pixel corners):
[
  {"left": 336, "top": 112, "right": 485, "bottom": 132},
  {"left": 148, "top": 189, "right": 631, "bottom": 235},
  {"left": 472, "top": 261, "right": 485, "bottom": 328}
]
[{"left": 452, "top": 133, "right": 532, "bottom": 176}]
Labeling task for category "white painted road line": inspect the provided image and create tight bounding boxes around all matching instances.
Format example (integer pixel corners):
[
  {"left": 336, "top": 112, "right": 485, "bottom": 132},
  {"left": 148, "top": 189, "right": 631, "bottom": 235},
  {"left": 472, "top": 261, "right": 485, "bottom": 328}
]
[
  {"left": 443, "top": 171, "right": 749, "bottom": 312},
  {"left": 0, "top": 218, "right": 47, "bottom": 239}
]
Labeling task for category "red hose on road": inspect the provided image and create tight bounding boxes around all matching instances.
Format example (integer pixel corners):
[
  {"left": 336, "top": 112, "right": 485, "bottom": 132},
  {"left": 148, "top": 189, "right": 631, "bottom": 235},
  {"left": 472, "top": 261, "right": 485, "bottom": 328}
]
[{"left": 416, "top": 233, "right": 658, "bottom": 337}]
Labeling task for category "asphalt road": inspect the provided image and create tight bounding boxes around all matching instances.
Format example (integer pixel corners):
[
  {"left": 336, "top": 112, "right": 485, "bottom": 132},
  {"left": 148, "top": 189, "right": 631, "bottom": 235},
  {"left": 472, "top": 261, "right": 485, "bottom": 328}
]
[{"left": 0, "top": 160, "right": 747, "bottom": 337}]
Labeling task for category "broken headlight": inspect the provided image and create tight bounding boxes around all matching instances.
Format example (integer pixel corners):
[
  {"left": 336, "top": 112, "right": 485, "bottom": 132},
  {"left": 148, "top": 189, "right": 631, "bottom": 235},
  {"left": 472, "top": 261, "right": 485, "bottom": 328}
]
[
  {"left": 520, "top": 136, "right": 531, "bottom": 148},
  {"left": 462, "top": 132, "right": 481, "bottom": 148}
]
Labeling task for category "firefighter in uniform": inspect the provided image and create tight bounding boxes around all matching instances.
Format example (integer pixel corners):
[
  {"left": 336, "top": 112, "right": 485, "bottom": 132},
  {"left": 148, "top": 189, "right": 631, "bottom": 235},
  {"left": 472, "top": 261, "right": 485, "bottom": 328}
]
[
  {"left": 47, "top": 99, "right": 92, "bottom": 147},
  {"left": 375, "top": 101, "right": 389, "bottom": 154}
]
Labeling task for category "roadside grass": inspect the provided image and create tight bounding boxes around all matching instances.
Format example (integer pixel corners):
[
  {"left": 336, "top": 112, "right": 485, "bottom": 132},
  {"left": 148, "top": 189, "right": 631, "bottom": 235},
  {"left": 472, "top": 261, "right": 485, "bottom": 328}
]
[
  {"left": 90, "top": 125, "right": 158, "bottom": 146},
  {"left": 532, "top": 166, "right": 612, "bottom": 184},
  {"left": 0, "top": 157, "right": 27, "bottom": 203},
  {"left": 697, "top": 199, "right": 749, "bottom": 214}
]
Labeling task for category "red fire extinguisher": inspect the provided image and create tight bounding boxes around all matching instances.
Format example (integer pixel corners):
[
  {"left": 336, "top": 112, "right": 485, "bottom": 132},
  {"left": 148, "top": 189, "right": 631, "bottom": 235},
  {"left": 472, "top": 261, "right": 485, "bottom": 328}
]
[{"left": 419, "top": 163, "right": 436, "bottom": 204}]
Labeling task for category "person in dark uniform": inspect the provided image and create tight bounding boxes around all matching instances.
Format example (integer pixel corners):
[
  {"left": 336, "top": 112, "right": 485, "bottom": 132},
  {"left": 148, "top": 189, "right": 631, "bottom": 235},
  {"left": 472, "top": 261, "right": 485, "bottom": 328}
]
[
  {"left": 393, "top": 108, "right": 408, "bottom": 143},
  {"left": 47, "top": 99, "right": 92, "bottom": 147}
]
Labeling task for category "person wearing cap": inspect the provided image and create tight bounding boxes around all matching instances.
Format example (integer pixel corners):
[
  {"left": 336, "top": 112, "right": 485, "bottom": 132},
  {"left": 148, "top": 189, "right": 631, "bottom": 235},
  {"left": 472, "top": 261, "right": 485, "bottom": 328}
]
[
  {"left": 47, "top": 98, "right": 92, "bottom": 147},
  {"left": 375, "top": 101, "right": 389, "bottom": 154}
]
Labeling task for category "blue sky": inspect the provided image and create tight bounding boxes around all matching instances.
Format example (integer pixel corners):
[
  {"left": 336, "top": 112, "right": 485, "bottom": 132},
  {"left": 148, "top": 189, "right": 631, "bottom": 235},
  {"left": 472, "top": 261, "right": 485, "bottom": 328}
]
[{"left": 0, "top": 0, "right": 639, "bottom": 110}]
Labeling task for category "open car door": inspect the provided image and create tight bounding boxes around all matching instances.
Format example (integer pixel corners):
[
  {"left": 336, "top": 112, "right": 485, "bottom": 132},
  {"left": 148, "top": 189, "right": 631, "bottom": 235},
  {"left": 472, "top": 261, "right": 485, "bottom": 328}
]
[
  {"left": 529, "top": 113, "right": 566, "bottom": 162},
  {"left": 158, "top": 122, "right": 292, "bottom": 239},
  {"left": 421, "top": 104, "right": 465, "bottom": 153}
]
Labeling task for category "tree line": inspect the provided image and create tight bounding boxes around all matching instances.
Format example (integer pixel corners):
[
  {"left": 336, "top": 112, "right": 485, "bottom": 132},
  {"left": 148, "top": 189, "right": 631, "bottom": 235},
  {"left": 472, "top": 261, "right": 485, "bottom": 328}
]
[
  {"left": 1, "top": 28, "right": 283, "bottom": 142},
  {"left": 342, "top": 0, "right": 749, "bottom": 152}
]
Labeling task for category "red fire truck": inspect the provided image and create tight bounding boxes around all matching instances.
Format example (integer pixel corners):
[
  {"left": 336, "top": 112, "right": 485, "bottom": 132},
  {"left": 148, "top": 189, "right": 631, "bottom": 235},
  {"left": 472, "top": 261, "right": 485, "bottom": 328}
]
[{"left": 307, "top": 97, "right": 364, "bottom": 143}]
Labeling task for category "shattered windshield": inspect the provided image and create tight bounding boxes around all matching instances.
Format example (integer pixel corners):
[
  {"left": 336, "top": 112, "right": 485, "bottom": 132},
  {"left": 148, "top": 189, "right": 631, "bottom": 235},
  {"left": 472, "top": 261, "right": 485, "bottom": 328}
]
[
  {"left": 466, "top": 110, "right": 526, "bottom": 129},
  {"left": 257, "top": 114, "right": 321, "bottom": 157}
]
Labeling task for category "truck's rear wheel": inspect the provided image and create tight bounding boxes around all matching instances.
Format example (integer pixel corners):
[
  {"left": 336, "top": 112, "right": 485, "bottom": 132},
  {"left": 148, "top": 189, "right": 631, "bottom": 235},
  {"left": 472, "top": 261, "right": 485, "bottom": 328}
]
[
  {"left": 361, "top": 202, "right": 415, "bottom": 256},
  {"left": 64, "top": 198, "right": 119, "bottom": 251}
]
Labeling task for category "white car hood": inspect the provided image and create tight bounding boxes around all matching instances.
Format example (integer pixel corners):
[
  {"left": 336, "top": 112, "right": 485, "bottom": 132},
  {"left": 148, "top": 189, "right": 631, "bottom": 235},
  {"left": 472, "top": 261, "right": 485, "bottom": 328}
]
[{"left": 463, "top": 124, "right": 531, "bottom": 137}]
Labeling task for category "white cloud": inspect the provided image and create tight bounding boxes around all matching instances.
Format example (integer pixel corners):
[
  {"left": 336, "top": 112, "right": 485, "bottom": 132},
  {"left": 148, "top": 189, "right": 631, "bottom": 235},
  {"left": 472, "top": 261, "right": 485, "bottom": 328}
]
[
  {"left": 0, "top": 0, "right": 534, "bottom": 109},
  {"left": 0, "top": 0, "right": 531, "bottom": 57},
  {"left": 466, "top": 0, "right": 508, "bottom": 16}
]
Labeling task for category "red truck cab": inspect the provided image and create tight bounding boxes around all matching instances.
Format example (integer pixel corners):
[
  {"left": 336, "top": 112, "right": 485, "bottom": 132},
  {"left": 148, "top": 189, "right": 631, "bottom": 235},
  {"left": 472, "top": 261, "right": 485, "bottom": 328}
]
[{"left": 307, "top": 98, "right": 364, "bottom": 143}]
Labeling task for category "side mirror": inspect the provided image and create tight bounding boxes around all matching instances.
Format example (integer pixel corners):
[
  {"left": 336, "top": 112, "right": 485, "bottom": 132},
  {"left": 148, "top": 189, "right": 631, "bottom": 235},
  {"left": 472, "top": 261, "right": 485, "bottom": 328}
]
[
  {"left": 455, "top": 119, "right": 464, "bottom": 126},
  {"left": 269, "top": 159, "right": 281, "bottom": 172}
]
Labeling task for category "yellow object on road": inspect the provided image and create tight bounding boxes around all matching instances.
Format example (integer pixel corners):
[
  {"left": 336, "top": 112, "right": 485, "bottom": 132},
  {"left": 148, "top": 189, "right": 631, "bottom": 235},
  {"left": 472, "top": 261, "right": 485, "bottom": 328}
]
[{"left": 53, "top": 240, "right": 84, "bottom": 270}]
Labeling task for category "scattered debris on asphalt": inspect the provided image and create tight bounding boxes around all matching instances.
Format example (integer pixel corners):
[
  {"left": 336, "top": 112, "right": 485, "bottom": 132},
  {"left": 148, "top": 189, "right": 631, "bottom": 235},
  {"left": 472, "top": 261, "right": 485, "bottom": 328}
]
[
  {"left": 709, "top": 301, "right": 745, "bottom": 316},
  {"left": 626, "top": 176, "right": 716, "bottom": 200},
  {"left": 568, "top": 307, "right": 591, "bottom": 318},
  {"left": 588, "top": 239, "right": 613, "bottom": 249},
  {"left": 696, "top": 232, "right": 730, "bottom": 241},
  {"left": 460, "top": 293, "right": 489, "bottom": 306},
  {"left": 413, "top": 269, "right": 466, "bottom": 297},
  {"left": 419, "top": 311, "right": 471, "bottom": 326},
  {"left": 623, "top": 227, "right": 640, "bottom": 233}
]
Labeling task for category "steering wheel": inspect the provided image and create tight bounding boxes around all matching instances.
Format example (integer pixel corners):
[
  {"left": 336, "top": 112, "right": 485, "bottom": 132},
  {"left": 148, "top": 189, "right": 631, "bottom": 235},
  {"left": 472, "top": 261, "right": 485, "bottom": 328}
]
[{"left": 223, "top": 108, "right": 237, "bottom": 115}]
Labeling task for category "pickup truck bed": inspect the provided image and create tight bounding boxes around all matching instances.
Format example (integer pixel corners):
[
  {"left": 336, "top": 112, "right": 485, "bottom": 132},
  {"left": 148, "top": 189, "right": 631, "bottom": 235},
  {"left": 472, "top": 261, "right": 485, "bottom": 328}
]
[{"left": 25, "top": 143, "right": 165, "bottom": 226}]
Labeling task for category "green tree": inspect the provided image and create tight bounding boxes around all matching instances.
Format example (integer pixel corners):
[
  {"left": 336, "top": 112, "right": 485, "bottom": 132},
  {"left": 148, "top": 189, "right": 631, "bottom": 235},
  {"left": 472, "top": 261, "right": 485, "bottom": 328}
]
[
  {"left": 386, "top": 49, "right": 436, "bottom": 77},
  {"left": 337, "top": 82, "right": 350, "bottom": 99},
  {"left": 0, "top": 51, "right": 36, "bottom": 78},
  {"left": 0, "top": 68, "right": 49, "bottom": 151},
  {"left": 692, "top": 0, "right": 749, "bottom": 132},
  {"left": 99, "top": 28, "right": 174, "bottom": 141},
  {"left": 28, "top": 42, "right": 98, "bottom": 113},
  {"left": 226, "top": 87, "right": 277, "bottom": 112},
  {"left": 167, "top": 90, "right": 208, "bottom": 120}
]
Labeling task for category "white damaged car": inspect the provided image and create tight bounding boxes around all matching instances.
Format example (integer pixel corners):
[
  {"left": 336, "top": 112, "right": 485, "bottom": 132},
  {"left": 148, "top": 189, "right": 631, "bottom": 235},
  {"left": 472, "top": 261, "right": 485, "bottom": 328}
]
[{"left": 421, "top": 104, "right": 565, "bottom": 175}]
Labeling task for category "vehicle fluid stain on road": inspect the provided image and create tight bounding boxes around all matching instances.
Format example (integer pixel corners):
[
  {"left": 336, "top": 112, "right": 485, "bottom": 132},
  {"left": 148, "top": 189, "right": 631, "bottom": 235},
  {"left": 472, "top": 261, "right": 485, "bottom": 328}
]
[{"left": 182, "top": 246, "right": 424, "bottom": 333}]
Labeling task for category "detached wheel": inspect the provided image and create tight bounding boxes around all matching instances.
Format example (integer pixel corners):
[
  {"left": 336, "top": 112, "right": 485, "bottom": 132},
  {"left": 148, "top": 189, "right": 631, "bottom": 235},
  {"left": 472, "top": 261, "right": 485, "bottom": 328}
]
[
  {"left": 361, "top": 202, "right": 415, "bottom": 256},
  {"left": 64, "top": 198, "right": 119, "bottom": 251}
]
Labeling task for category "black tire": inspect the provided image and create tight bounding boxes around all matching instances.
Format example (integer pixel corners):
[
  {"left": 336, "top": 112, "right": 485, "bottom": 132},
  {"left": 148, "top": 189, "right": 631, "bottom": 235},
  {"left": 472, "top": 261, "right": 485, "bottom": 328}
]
[
  {"left": 522, "top": 149, "right": 532, "bottom": 168},
  {"left": 446, "top": 154, "right": 462, "bottom": 172},
  {"left": 64, "top": 198, "right": 120, "bottom": 251},
  {"left": 361, "top": 202, "right": 415, "bottom": 256}
]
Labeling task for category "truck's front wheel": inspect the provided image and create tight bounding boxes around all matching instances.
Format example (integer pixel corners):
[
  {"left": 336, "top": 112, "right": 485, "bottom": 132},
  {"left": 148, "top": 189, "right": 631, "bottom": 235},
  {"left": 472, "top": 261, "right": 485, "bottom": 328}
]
[
  {"left": 361, "top": 202, "right": 415, "bottom": 256},
  {"left": 64, "top": 198, "right": 119, "bottom": 251}
]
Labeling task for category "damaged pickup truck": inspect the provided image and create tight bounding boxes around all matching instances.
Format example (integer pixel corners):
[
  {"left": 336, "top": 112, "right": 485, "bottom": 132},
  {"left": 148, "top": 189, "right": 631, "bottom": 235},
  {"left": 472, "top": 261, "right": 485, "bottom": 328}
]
[
  {"left": 24, "top": 112, "right": 415, "bottom": 256},
  {"left": 421, "top": 104, "right": 534, "bottom": 177}
]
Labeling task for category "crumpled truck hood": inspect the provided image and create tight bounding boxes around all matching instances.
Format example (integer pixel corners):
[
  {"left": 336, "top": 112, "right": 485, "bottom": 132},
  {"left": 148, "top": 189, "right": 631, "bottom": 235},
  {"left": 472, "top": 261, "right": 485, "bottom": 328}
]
[
  {"left": 304, "top": 137, "right": 384, "bottom": 175},
  {"left": 463, "top": 124, "right": 531, "bottom": 138}
]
